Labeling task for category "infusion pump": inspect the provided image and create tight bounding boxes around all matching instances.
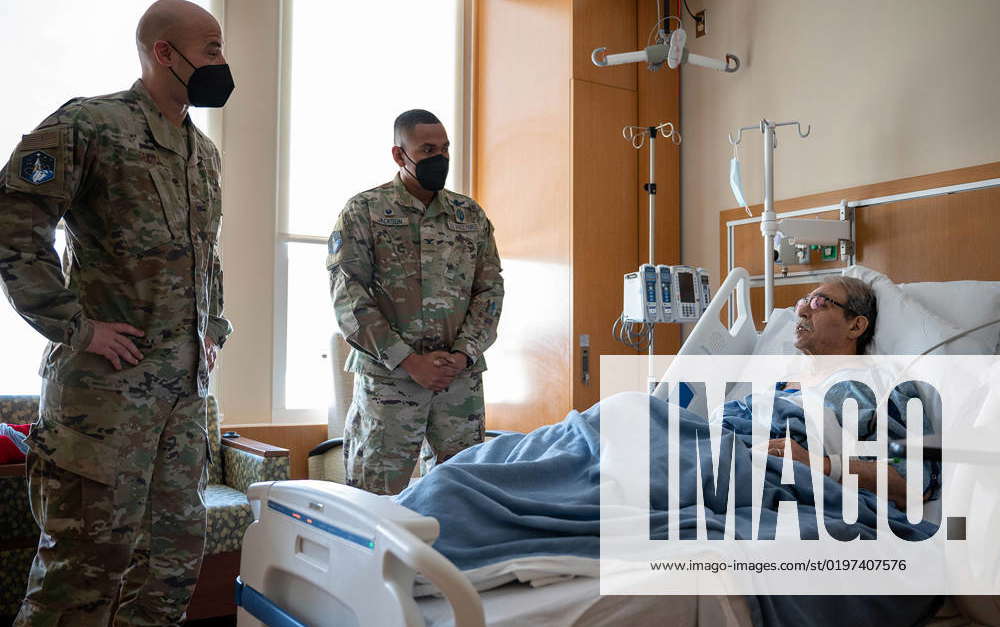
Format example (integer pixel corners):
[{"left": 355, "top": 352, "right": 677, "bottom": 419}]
[{"left": 623, "top": 264, "right": 710, "bottom": 324}]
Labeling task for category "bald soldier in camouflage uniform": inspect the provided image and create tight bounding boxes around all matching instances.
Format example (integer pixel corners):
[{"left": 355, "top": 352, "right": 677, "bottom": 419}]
[
  {"left": 328, "top": 109, "right": 504, "bottom": 496},
  {"left": 0, "top": 2, "right": 234, "bottom": 624}
]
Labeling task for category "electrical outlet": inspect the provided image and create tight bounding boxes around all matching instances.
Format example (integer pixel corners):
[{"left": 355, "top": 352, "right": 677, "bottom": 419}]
[
  {"left": 821, "top": 245, "right": 838, "bottom": 261},
  {"left": 695, "top": 10, "right": 707, "bottom": 38}
]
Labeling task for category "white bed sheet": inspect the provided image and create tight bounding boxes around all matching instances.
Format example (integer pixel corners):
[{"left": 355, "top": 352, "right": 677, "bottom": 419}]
[{"left": 418, "top": 576, "right": 753, "bottom": 627}]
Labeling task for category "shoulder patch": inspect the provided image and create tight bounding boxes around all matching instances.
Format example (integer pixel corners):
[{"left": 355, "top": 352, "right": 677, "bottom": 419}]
[
  {"left": 19, "top": 150, "right": 56, "bottom": 185},
  {"left": 329, "top": 231, "right": 343, "bottom": 255},
  {"left": 14, "top": 128, "right": 61, "bottom": 188},
  {"left": 5, "top": 121, "right": 71, "bottom": 198}
]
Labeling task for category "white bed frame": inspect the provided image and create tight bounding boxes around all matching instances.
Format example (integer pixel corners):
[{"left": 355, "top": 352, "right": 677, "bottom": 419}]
[{"left": 237, "top": 480, "right": 485, "bottom": 627}]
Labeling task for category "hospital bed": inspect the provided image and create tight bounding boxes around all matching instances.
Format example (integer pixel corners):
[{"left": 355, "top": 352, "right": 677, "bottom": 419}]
[
  {"left": 235, "top": 480, "right": 753, "bottom": 627},
  {"left": 236, "top": 265, "right": 1000, "bottom": 627}
]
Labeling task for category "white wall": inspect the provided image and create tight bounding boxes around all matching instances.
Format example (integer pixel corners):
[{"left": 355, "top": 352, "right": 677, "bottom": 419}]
[{"left": 679, "top": 0, "right": 1000, "bottom": 285}]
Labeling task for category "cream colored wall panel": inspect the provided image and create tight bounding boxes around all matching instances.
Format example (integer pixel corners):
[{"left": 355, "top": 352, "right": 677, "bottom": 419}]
[
  {"left": 681, "top": 0, "right": 1000, "bottom": 289},
  {"left": 217, "top": 0, "right": 282, "bottom": 423}
]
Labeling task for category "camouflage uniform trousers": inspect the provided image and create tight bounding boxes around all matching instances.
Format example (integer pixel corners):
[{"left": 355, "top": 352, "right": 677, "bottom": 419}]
[
  {"left": 344, "top": 371, "right": 486, "bottom": 495},
  {"left": 14, "top": 380, "right": 208, "bottom": 627}
]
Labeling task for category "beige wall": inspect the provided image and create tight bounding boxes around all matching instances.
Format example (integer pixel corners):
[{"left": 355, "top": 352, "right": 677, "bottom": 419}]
[
  {"left": 216, "top": 0, "right": 281, "bottom": 423},
  {"left": 679, "top": 0, "right": 1000, "bottom": 286}
]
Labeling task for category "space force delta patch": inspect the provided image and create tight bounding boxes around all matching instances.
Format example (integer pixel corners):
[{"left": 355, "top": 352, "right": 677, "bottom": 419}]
[{"left": 20, "top": 150, "right": 56, "bottom": 185}]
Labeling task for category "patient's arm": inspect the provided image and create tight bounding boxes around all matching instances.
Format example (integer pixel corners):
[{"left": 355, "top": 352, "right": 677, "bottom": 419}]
[
  {"left": 847, "top": 459, "right": 909, "bottom": 510},
  {"left": 768, "top": 438, "right": 913, "bottom": 509}
]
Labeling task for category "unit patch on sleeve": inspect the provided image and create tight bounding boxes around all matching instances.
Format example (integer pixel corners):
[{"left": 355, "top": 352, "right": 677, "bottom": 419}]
[{"left": 20, "top": 150, "right": 56, "bottom": 185}]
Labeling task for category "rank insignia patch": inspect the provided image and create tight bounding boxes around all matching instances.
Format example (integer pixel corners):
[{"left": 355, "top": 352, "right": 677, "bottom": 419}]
[
  {"left": 455, "top": 208, "right": 466, "bottom": 223},
  {"left": 20, "top": 150, "right": 56, "bottom": 185}
]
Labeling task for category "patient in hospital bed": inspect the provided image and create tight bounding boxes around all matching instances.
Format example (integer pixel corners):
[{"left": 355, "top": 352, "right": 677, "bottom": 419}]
[{"left": 396, "top": 276, "right": 943, "bottom": 626}]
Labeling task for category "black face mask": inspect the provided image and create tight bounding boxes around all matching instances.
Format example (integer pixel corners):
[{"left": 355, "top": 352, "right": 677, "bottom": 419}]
[
  {"left": 167, "top": 42, "right": 235, "bottom": 108},
  {"left": 401, "top": 149, "right": 449, "bottom": 192}
]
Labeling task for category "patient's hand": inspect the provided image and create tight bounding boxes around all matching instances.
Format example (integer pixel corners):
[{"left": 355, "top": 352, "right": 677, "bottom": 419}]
[
  {"left": 767, "top": 438, "right": 830, "bottom": 474},
  {"left": 402, "top": 352, "right": 456, "bottom": 392}
]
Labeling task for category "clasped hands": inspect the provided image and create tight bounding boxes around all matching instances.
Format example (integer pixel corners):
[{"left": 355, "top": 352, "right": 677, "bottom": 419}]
[{"left": 402, "top": 351, "right": 468, "bottom": 392}]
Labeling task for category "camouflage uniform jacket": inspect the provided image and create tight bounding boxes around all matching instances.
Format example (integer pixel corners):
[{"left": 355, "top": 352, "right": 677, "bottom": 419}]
[
  {"left": 0, "top": 80, "right": 231, "bottom": 399},
  {"left": 328, "top": 174, "right": 503, "bottom": 379}
]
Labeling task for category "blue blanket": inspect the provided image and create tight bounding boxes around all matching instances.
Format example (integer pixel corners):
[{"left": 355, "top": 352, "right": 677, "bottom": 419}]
[{"left": 396, "top": 388, "right": 941, "bottom": 626}]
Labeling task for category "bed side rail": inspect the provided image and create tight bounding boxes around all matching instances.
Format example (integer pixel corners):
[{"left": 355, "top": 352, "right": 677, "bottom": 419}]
[
  {"left": 652, "top": 267, "right": 759, "bottom": 400},
  {"left": 242, "top": 480, "right": 485, "bottom": 627}
]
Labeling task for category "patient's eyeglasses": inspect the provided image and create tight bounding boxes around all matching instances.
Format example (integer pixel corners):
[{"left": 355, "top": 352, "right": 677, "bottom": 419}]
[{"left": 796, "top": 293, "right": 856, "bottom": 316}]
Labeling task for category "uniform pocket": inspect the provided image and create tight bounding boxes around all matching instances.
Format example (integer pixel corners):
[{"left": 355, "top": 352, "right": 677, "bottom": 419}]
[
  {"left": 123, "top": 166, "right": 182, "bottom": 254},
  {"left": 27, "top": 415, "right": 119, "bottom": 486},
  {"left": 31, "top": 383, "right": 120, "bottom": 486}
]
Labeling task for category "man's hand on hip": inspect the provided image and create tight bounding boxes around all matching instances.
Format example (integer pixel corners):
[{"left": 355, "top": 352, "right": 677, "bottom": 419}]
[
  {"left": 402, "top": 352, "right": 456, "bottom": 392},
  {"left": 85, "top": 321, "right": 145, "bottom": 371},
  {"left": 205, "top": 336, "right": 218, "bottom": 372}
]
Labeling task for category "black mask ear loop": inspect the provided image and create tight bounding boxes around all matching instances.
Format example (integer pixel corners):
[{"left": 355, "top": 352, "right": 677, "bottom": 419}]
[
  {"left": 165, "top": 41, "right": 196, "bottom": 87},
  {"left": 398, "top": 147, "right": 419, "bottom": 181}
]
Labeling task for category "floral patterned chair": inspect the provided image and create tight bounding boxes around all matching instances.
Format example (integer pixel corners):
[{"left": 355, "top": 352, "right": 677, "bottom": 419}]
[{"left": 0, "top": 394, "right": 289, "bottom": 621}]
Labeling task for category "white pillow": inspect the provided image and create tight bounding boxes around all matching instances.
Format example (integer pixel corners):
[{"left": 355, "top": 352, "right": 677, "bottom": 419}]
[
  {"left": 842, "top": 265, "right": 992, "bottom": 355},
  {"left": 752, "top": 307, "right": 799, "bottom": 355},
  {"left": 900, "top": 281, "right": 1000, "bottom": 355}
]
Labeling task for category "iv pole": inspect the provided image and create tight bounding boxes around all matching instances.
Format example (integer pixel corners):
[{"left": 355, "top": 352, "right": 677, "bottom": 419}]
[
  {"left": 623, "top": 122, "right": 681, "bottom": 357},
  {"left": 728, "top": 119, "right": 810, "bottom": 322}
]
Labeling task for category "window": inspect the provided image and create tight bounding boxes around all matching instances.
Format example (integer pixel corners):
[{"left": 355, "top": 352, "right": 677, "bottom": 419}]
[
  {"left": 275, "top": 0, "right": 466, "bottom": 421},
  {"left": 0, "top": 0, "right": 217, "bottom": 395}
]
